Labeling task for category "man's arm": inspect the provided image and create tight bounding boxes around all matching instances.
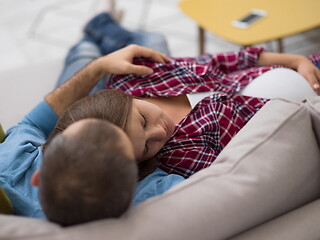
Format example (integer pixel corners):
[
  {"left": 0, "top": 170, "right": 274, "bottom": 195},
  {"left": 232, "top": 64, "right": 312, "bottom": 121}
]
[
  {"left": 258, "top": 52, "right": 320, "bottom": 92},
  {"left": 45, "top": 44, "right": 169, "bottom": 116}
]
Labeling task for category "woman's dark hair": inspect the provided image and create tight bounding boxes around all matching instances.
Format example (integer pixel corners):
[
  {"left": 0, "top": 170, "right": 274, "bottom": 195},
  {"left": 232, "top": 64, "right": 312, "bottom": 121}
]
[{"left": 44, "top": 89, "right": 133, "bottom": 151}]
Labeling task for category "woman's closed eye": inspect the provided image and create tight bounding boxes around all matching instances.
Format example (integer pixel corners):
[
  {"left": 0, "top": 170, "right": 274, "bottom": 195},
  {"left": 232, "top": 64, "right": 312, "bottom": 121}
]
[
  {"left": 141, "top": 114, "right": 148, "bottom": 129},
  {"left": 141, "top": 114, "right": 149, "bottom": 154}
]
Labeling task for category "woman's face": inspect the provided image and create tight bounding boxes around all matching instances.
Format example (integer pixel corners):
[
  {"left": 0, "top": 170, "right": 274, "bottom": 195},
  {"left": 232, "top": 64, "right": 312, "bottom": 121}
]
[{"left": 126, "top": 99, "right": 175, "bottom": 163}]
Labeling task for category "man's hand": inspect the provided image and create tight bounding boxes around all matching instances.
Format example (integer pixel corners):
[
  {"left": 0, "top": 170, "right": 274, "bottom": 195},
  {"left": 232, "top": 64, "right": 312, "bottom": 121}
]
[
  {"left": 96, "top": 44, "right": 170, "bottom": 76},
  {"left": 45, "top": 45, "right": 170, "bottom": 116}
]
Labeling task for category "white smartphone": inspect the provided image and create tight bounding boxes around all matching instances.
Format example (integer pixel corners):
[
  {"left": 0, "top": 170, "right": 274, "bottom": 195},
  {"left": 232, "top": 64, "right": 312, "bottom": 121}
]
[{"left": 232, "top": 9, "right": 267, "bottom": 29}]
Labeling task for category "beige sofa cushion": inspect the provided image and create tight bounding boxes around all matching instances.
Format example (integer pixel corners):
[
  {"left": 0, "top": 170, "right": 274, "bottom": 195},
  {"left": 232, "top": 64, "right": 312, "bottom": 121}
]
[
  {"left": 0, "top": 215, "right": 61, "bottom": 239},
  {"left": 231, "top": 199, "right": 320, "bottom": 240},
  {"left": 1, "top": 97, "right": 320, "bottom": 240}
]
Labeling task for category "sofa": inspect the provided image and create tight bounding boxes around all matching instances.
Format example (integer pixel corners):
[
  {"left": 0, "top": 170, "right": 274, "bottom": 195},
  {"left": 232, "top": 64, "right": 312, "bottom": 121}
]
[{"left": 1, "top": 60, "right": 320, "bottom": 240}]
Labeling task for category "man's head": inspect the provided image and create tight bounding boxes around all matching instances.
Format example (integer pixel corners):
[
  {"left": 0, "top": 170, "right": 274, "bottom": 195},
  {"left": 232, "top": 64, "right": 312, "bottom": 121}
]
[{"left": 32, "top": 118, "right": 137, "bottom": 226}]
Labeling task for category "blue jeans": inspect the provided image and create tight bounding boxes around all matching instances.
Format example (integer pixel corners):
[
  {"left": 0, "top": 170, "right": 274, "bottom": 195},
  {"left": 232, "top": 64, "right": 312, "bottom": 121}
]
[{"left": 55, "top": 13, "right": 170, "bottom": 95}]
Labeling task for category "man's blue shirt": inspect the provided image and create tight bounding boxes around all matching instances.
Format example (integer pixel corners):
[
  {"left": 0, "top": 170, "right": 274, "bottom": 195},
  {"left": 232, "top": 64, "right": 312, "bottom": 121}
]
[
  {"left": 133, "top": 168, "right": 184, "bottom": 206},
  {"left": 0, "top": 101, "right": 184, "bottom": 218},
  {"left": 0, "top": 101, "right": 57, "bottom": 218}
]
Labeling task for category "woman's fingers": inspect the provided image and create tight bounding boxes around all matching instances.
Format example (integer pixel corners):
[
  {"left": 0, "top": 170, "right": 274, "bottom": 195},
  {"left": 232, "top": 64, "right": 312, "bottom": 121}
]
[
  {"left": 297, "top": 60, "right": 320, "bottom": 93},
  {"left": 303, "top": 73, "right": 318, "bottom": 95},
  {"left": 313, "top": 70, "right": 320, "bottom": 95},
  {"left": 315, "top": 69, "right": 320, "bottom": 90}
]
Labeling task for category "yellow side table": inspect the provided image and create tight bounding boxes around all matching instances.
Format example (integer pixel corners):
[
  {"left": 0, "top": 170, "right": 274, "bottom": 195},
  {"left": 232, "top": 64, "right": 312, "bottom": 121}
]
[{"left": 179, "top": 0, "right": 320, "bottom": 54}]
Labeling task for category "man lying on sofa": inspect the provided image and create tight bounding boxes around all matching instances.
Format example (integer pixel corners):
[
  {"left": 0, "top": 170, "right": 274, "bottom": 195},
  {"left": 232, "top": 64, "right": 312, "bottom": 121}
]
[{"left": 0, "top": 44, "right": 177, "bottom": 226}]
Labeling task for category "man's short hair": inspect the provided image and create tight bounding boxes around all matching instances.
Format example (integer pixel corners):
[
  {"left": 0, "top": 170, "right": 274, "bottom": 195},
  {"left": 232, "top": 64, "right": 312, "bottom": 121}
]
[{"left": 39, "top": 119, "right": 137, "bottom": 226}]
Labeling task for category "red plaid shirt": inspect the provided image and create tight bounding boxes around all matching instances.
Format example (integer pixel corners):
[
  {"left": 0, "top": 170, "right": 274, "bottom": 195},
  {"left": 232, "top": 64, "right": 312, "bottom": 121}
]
[{"left": 107, "top": 47, "right": 320, "bottom": 178}]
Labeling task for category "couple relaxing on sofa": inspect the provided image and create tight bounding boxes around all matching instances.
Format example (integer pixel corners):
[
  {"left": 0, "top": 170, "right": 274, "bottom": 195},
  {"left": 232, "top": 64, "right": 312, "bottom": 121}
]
[{"left": 1, "top": 12, "right": 320, "bottom": 227}]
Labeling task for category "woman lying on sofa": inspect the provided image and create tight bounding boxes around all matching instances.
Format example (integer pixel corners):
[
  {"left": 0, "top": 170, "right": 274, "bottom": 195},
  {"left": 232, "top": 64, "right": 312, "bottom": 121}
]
[
  {"left": 47, "top": 12, "right": 320, "bottom": 177},
  {"left": 45, "top": 14, "right": 320, "bottom": 179},
  {"left": 1, "top": 12, "right": 320, "bottom": 227}
]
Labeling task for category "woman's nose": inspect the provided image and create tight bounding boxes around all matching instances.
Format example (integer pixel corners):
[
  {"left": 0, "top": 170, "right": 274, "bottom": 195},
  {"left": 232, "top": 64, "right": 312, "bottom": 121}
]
[{"left": 147, "top": 124, "right": 166, "bottom": 142}]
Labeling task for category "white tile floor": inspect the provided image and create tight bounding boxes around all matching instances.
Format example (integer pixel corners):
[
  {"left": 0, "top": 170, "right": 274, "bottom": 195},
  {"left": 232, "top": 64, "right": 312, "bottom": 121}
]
[{"left": 0, "top": 0, "right": 319, "bottom": 130}]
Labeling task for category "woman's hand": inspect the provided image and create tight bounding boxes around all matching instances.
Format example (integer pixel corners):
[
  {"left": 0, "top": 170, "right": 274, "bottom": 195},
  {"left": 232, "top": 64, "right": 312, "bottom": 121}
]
[
  {"left": 294, "top": 56, "right": 320, "bottom": 93},
  {"left": 258, "top": 52, "right": 320, "bottom": 93},
  {"left": 96, "top": 44, "right": 170, "bottom": 76}
]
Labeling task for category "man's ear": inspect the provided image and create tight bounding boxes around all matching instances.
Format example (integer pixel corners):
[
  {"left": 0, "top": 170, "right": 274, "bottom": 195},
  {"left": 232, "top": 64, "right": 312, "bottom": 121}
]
[{"left": 31, "top": 170, "right": 40, "bottom": 187}]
